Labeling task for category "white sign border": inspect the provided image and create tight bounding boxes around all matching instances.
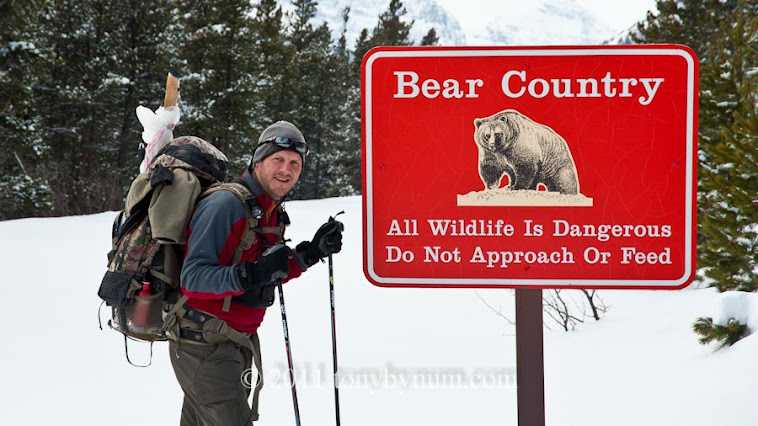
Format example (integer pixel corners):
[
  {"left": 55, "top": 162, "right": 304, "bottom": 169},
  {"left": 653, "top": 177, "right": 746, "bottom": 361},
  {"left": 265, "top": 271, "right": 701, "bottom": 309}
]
[{"left": 364, "top": 47, "right": 697, "bottom": 288}]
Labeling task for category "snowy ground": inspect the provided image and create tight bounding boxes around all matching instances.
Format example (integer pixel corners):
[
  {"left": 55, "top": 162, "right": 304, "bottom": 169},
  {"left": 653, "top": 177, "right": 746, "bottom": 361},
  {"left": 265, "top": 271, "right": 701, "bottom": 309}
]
[
  {"left": 1, "top": 195, "right": 756, "bottom": 425},
  {"left": 457, "top": 188, "right": 594, "bottom": 207}
]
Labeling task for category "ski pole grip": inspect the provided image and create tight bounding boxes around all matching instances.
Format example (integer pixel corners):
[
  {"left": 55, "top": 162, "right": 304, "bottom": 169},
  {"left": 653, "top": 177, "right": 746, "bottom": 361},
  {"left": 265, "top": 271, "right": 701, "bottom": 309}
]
[{"left": 329, "top": 211, "right": 345, "bottom": 223}]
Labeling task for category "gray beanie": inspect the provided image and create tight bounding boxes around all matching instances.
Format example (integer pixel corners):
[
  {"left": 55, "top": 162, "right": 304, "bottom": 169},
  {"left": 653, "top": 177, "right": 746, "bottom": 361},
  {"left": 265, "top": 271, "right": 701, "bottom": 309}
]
[{"left": 251, "top": 120, "right": 307, "bottom": 165}]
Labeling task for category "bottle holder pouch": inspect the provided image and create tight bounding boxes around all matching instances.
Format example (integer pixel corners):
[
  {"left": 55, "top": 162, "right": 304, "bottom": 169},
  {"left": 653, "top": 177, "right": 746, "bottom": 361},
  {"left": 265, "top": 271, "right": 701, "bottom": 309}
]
[
  {"left": 111, "top": 290, "right": 168, "bottom": 341},
  {"left": 98, "top": 271, "right": 140, "bottom": 308}
]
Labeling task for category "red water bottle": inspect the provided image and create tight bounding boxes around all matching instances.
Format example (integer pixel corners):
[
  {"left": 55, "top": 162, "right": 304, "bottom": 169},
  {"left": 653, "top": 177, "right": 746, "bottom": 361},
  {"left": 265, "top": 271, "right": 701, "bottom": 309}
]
[{"left": 132, "top": 282, "right": 153, "bottom": 327}]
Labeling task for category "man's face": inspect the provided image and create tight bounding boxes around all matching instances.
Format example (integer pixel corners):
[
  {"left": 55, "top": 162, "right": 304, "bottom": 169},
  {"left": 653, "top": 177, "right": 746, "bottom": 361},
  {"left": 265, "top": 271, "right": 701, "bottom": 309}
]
[{"left": 254, "top": 149, "right": 303, "bottom": 200}]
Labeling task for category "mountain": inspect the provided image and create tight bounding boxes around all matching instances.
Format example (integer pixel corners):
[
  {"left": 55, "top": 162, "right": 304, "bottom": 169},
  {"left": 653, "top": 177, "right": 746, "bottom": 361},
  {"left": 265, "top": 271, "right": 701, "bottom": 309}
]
[
  {"left": 294, "top": 0, "right": 655, "bottom": 47},
  {"left": 299, "top": 0, "right": 466, "bottom": 47}
]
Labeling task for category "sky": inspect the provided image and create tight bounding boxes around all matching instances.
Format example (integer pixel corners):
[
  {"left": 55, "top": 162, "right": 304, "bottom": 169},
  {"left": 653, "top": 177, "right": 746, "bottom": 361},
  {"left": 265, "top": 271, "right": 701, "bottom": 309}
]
[{"left": 433, "top": 0, "right": 659, "bottom": 45}]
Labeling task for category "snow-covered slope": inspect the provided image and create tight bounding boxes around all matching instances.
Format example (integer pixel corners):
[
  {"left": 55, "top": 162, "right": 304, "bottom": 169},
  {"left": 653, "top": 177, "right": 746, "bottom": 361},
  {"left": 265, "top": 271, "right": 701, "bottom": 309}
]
[{"left": 1, "top": 196, "right": 756, "bottom": 425}]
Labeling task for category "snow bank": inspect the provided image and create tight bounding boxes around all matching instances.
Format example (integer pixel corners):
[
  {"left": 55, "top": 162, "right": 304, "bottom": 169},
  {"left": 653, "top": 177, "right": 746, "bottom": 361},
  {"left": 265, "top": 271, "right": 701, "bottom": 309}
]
[{"left": 711, "top": 290, "right": 758, "bottom": 332}]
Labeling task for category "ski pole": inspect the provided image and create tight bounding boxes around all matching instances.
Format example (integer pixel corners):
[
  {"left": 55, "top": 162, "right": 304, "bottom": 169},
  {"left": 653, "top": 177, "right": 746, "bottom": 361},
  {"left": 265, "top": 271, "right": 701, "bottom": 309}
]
[
  {"left": 277, "top": 278, "right": 302, "bottom": 426},
  {"left": 327, "top": 211, "right": 344, "bottom": 426},
  {"left": 328, "top": 254, "right": 340, "bottom": 426}
]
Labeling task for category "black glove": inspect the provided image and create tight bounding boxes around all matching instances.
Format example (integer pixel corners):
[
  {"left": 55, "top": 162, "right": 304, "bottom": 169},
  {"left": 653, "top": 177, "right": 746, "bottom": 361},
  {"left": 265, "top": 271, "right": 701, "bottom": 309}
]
[
  {"left": 237, "top": 244, "right": 292, "bottom": 290},
  {"left": 296, "top": 220, "right": 344, "bottom": 267}
]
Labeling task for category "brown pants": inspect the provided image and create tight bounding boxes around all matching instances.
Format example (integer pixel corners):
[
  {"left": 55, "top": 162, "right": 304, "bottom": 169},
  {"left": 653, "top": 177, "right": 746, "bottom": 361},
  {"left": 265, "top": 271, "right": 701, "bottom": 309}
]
[{"left": 169, "top": 339, "right": 255, "bottom": 426}]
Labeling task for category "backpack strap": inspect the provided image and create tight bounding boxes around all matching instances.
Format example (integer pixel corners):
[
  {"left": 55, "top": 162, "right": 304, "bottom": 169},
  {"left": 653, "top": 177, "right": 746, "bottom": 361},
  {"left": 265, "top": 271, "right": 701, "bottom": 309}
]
[
  {"left": 200, "top": 182, "right": 260, "bottom": 312},
  {"left": 201, "top": 182, "right": 260, "bottom": 262}
]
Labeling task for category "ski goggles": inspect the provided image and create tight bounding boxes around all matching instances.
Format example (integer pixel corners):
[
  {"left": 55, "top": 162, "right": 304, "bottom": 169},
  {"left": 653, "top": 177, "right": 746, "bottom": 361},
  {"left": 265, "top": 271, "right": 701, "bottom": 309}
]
[{"left": 260, "top": 136, "right": 310, "bottom": 157}]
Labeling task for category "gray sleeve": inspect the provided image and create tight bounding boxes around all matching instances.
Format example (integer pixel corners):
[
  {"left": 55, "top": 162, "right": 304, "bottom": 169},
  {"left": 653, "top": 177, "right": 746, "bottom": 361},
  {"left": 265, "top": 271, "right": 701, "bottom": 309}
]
[{"left": 180, "top": 191, "right": 247, "bottom": 298}]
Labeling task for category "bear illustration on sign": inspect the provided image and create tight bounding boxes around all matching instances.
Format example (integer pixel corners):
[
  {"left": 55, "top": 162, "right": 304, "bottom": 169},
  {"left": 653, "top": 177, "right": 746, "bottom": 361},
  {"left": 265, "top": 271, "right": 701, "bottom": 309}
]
[{"left": 458, "top": 109, "right": 593, "bottom": 206}]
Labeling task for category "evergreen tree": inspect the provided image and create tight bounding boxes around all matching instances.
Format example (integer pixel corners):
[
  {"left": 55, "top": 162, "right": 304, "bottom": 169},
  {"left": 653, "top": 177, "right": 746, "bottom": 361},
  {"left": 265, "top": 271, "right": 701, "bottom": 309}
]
[
  {"left": 326, "top": 7, "right": 362, "bottom": 197},
  {"left": 420, "top": 28, "right": 439, "bottom": 46},
  {"left": 693, "top": 316, "right": 749, "bottom": 349},
  {"left": 0, "top": 0, "right": 52, "bottom": 219},
  {"left": 34, "top": 0, "right": 138, "bottom": 215},
  {"left": 371, "top": 0, "right": 414, "bottom": 46},
  {"left": 174, "top": 0, "right": 259, "bottom": 174},
  {"left": 331, "top": 0, "right": 429, "bottom": 198},
  {"left": 107, "top": 0, "right": 176, "bottom": 199},
  {"left": 250, "top": 0, "right": 290, "bottom": 133},
  {"left": 633, "top": 0, "right": 736, "bottom": 177},
  {"left": 284, "top": 0, "right": 345, "bottom": 199},
  {"left": 697, "top": 1, "right": 758, "bottom": 292},
  {"left": 635, "top": 0, "right": 758, "bottom": 347}
]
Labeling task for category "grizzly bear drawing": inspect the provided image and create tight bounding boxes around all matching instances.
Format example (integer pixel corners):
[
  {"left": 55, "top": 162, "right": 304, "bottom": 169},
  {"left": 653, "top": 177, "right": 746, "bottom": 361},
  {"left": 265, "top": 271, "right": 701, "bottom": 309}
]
[{"left": 474, "top": 109, "right": 579, "bottom": 194}]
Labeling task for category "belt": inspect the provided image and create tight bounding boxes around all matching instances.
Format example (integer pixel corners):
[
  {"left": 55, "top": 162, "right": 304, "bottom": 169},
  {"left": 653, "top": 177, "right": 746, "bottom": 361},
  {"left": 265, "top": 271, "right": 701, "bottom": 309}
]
[
  {"left": 179, "top": 328, "right": 209, "bottom": 344},
  {"left": 176, "top": 306, "right": 215, "bottom": 344},
  {"left": 183, "top": 306, "right": 215, "bottom": 327},
  {"left": 178, "top": 306, "right": 254, "bottom": 351}
]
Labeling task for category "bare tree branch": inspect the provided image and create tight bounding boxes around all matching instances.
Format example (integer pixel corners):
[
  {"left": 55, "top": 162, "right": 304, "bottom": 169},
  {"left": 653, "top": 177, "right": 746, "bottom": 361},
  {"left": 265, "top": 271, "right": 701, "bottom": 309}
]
[
  {"left": 475, "top": 291, "right": 516, "bottom": 335},
  {"left": 477, "top": 289, "right": 610, "bottom": 333}
]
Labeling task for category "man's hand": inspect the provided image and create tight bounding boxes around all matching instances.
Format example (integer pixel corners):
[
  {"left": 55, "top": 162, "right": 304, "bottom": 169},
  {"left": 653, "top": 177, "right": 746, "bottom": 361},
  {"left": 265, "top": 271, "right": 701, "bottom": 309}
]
[
  {"left": 296, "top": 220, "right": 344, "bottom": 267},
  {"left": 238, "top": 244, "right": 292, "bottom": 289}
]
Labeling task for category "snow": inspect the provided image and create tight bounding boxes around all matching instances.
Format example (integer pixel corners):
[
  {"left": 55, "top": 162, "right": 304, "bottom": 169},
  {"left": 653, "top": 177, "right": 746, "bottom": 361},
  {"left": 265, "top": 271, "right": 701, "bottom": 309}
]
[
  {"left": 7, "top": 41, "right": 40, "bottom": 55},
  {"left": 103, "top": 76, "right": 131, "bottom": 86},
  {"left": 1, "top": 196, "right": 757, "bottom": 425},
  {"left": 311, "top": 0, "right": 657, "bottom": 47},
  {"left": 712, "top": 291, "right": 758, "bottom": 332}
]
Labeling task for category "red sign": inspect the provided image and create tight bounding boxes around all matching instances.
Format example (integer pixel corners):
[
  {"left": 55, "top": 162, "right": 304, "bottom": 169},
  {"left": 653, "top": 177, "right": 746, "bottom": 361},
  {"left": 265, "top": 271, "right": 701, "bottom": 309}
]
[{"left": 362, "top": 45, "right": 698, "bottom": 289}]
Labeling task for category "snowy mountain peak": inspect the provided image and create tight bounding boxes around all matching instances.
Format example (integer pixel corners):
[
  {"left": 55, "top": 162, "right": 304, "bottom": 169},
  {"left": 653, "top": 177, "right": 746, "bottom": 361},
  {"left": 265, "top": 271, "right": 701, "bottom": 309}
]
[
  {"left": 299, "top": 0, "right": 466, "bottom": 47},
  {"left": 297, "top": 0, "right": 656, "bottom": 47}
]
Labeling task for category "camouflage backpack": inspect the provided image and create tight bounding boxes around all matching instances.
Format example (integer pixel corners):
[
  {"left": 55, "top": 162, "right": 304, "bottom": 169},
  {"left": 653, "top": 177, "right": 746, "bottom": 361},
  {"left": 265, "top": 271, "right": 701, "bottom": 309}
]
[{"left": 97, "top": 136, "right": 241, "bottom": 364}]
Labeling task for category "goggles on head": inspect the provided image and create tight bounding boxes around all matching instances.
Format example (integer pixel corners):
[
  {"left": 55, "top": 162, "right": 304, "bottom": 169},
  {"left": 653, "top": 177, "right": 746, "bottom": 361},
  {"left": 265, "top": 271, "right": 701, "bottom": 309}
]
[{"left": 260, "top": 136, "right": 310, "bottom": 157}]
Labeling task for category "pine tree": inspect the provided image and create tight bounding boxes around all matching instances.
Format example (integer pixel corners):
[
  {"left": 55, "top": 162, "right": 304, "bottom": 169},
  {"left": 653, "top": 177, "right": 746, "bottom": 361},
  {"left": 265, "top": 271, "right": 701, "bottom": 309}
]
[
  {"left": 326, "top": 7, "right": 362, "bottom": 197},
  {"left": 284, "top": 0, "right": 345, "bottom": 199},
  {"left": 174, "top": 0, "right": 259, "bottom": 175},
  {"left": 107, "top": 0, "right": 177, "bottom": 199},
  {"left": 32, "top": 0, "right": 178, "bottom": 215},
  {"left": 329, "top": 0, "right": 428, "bottom": 198},
  {"left": 633, "top": 0, "right": 735, "bottom": 175},
  {"left": 0, "top": 0, "right": 52, "bottom": 219},
  {"left": 371, "top": 0, "right": 414, "bottom": 46},
  {"left": 693, "top": 317, "right": 749, "bottom": 349},
  {"left": 698, "top": 1, "right": 758, "bottom": 292},
  {"left": 34, "top": 0, "right": 130, "bottom": 214},
  {"left": 250, "top": 0, "right": 290, "bottom": 131},
  {"left": 635, "top": 0, "right": 758, "bottom": 347},
  {"left": 420, "top": 28, "right": 439, "bottom": 46}
]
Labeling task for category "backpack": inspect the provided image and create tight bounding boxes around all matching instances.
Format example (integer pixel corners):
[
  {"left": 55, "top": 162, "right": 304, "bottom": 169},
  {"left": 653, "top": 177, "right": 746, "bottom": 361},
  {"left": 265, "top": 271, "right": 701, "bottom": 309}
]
[{"left": 97, "top": 136, "right": 244, "bottom": 365}]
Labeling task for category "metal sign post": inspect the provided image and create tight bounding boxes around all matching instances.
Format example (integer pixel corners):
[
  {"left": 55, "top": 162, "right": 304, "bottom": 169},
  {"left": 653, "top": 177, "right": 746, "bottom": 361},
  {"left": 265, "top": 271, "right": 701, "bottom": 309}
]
[{"left": 515, "top": 289, "right": 545, "bottom": 426}]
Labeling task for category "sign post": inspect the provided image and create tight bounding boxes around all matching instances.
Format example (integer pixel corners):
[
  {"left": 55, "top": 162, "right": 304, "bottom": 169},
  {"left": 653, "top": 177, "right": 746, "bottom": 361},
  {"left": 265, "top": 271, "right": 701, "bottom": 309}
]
[
  {"left": 362, "top": 45, "right": 698, "bottom": 423},
  {"left": 516, "top": 288, "right": 545, "bottom": 426}
]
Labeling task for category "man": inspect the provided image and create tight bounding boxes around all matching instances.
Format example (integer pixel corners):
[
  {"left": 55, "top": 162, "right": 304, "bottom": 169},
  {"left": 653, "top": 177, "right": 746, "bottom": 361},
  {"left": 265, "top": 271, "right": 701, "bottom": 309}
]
[{"left": 169, "top": 120, "right": 343, "bottom": 426}]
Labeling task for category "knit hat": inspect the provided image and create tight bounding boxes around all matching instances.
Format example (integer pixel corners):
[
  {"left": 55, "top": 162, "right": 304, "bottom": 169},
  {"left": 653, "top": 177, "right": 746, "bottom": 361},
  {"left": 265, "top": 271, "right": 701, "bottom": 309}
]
[{"left": 251, "top": 120, "right": 307, "bottom": 165}]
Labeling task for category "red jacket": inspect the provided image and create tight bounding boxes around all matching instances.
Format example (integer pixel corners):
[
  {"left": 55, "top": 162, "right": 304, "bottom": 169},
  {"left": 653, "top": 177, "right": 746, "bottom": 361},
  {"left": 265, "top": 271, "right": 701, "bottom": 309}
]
[{"left": 180, "top": 170, "right": 307, "bottom": 333}]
